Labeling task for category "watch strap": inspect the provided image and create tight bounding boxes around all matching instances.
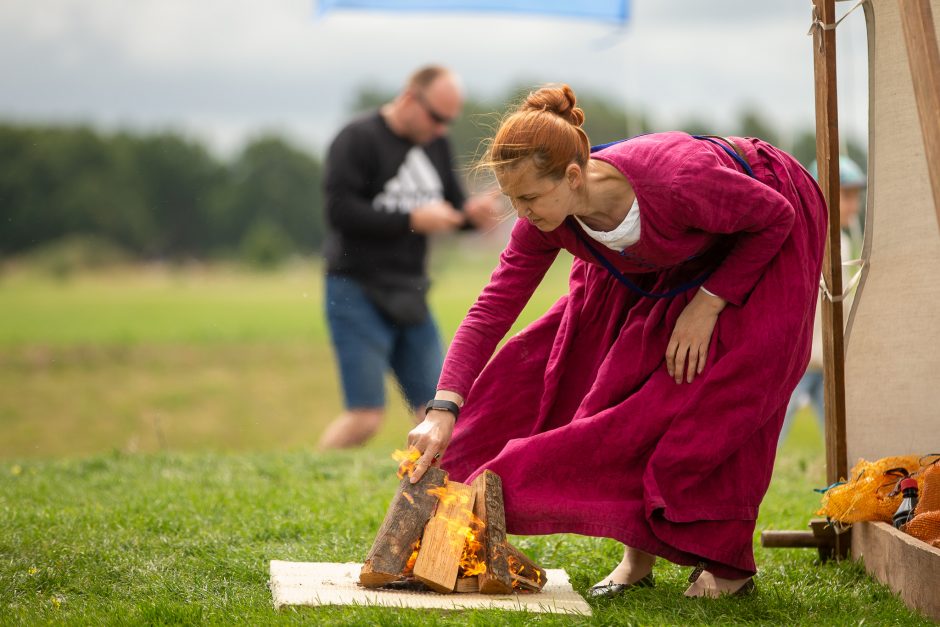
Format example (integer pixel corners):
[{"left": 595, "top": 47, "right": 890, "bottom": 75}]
[{"left": 425, "top": 399, "right": 459, "bottom": 421}]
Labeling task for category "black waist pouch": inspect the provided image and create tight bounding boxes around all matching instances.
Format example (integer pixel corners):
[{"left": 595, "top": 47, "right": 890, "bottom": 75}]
[{"left": 360, "top": 274, "right": 430, "bottom": 326}]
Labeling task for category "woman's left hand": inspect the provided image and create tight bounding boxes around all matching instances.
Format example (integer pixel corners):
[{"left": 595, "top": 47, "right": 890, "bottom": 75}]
[{"left": 666, "top": 288, "right": 727, "bottom": 384}]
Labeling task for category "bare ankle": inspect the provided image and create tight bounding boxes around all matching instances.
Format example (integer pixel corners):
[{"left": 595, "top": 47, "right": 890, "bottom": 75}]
[
  {"left": 595, "top": 546, "right": 656, "bottom": 586},
  {"left": 683, "top": 571, "right": 753, "bottom": 598}
]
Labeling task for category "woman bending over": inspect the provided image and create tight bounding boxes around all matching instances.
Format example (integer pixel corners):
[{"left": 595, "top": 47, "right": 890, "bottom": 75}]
[{"left": 408, "top": 84, "right": 826, "bottom": 598}]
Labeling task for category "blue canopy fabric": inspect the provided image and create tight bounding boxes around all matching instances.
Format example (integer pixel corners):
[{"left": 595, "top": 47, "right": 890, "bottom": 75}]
[{"left": 316, "top": 0, "right": 629, "bottom": 25}]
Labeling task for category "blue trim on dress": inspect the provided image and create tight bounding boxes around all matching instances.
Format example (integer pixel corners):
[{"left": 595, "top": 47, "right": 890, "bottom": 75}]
[{"left": 574, "top": 134, "right": 756, "bottom": 299}]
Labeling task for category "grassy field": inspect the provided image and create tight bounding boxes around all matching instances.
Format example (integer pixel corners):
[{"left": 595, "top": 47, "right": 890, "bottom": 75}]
[
  {"left": 0, "top": 241, "right": 569, "bottom": 459},
  {"left": 0, "top": 246, "right": 929, "bottom": 624},
  {"left": 1, "top": 444, "right": 930, "bottom": 625}
]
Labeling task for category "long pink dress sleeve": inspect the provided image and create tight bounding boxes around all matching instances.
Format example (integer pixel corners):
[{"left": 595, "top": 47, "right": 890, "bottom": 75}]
[
  {"left": 437, "top": 220, "right": 559, "bottom": 398},
  {"left": 671, "top": 153, "right": 796, "bottom": 305}
]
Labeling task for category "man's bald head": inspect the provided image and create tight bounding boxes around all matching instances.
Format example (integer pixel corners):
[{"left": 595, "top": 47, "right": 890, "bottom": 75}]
[{"left": 384, "top": 65, "right": 463, "bottom": 145}]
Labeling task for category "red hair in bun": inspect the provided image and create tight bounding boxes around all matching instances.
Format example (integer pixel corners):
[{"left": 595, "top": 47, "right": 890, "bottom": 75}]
[{"left": 483, "top": 84, "right": 590, "bottom": 179}]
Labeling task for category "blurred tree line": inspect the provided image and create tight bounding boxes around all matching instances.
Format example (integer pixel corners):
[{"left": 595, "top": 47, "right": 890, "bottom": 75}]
[
  {"left": 0, "top": 86, "right": 866, "bottom": 267},
  {"left": 0, "top": 125, "right": 321, "bottom": 267}
]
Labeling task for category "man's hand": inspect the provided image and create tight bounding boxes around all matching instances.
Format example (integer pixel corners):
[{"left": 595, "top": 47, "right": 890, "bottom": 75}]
[
  {"left": 463, "top": 190, "right": 503, "bottom": 232},
  {"left": 410, "top": 201, "right": 464, "bottom": 234},
  {"left": 665, "top": 288, "right": 727, "bottom": 384}
]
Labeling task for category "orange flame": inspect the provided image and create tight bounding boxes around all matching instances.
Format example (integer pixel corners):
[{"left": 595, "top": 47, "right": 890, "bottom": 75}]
[
  {"left": 402, "top": 538, "right": 421, "bottom": 576},
  {"left": 393, "top": 447, "right": 421, "bottom": 479},
  {"left": 458, "top": 513, "right": 487, "bottom": 576},
  {"left": 425, "top": 483, "right": 487, "bottom": 578},
  {"left": 508, "top": 555, "right": 543, "bottom": 589},
  {"left": 426, "top": 484, "right": 472, "bottom": 507}
]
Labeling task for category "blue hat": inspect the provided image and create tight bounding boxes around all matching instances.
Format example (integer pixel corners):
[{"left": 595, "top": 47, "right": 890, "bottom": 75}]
[{"left": 809, "top": 156, "right": 867, "bottom": 188}]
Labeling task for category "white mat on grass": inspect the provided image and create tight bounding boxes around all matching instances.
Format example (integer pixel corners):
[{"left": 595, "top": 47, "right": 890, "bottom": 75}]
[{"left": 269, "top": 561, "right": 592, "bottom": 615}]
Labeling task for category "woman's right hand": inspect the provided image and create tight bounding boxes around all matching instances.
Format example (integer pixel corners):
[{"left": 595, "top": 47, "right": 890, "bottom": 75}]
[{"left": 407, "top": 400, "right": 459, "bottom": 483}]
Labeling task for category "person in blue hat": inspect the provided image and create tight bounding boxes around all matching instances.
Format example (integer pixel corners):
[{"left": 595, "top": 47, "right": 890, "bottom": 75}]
[{"left": 778, "top": 155, "right": 866, "bottom": 446}]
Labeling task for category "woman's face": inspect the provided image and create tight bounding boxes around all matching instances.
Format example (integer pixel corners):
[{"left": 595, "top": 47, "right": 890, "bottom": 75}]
[
  {"left": 839, "top": 186, "right": 863, "bottom": 227},
  {"left": 496, "top": 160, "right": 579, "bottom": 231}
]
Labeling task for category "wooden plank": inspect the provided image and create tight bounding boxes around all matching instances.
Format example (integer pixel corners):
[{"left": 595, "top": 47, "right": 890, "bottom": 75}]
[
  {"left": 812, "top": 0, "right": 849, "bottom": 486},
  {"left": 760, "top": 530, "right": 823, "bottom": 548},
  {"left": 898, "top": 0, "right": 940, "bottom": 230},
  {"left": 359, "top": 467, "right": 447, "bottom": 587},
  {"left": 471, "top": 471, "right": 513, "bottom": 594},
  {"left": 413, "top": 480, "right": 476, "bottom": 593},
  {"left": 760, "top": 518, "right": 851, "bottom": 562},
  {"left": 852, "top": 521, "right": 940, "bottom": 621},
  {"left": 454, "top": 576, "right": 480, "bottom": 593}
]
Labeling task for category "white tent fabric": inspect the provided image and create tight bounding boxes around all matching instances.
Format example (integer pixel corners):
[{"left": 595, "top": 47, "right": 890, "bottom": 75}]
[{"left": 844, "top": 0, "right": 940, "bottom": 465}]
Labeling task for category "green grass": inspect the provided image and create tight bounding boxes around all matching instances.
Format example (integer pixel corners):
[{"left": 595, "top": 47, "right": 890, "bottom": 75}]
[
  {"left": 0, "top": 264, "right": 326, "bottom": 346},
  {"left": 0, "top": 439, "right": 930, "bottom": 625},
  {"left": 0, "top": 242, "right": 568, "bottom": 347},
  {"left": 0, "top": 250, "right": 931, "bottom": 624},
  {"left": 0, "top": 244, "right": 572, "bottom": 459}
]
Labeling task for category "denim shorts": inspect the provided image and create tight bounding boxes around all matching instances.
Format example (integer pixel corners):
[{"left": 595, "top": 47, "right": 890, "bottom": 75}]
[{"left": 325, "top": 274, "right": 444, "bottom": 410}]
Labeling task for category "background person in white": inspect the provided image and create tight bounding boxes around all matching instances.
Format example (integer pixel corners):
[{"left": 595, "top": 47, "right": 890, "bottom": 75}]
[
  {"left": 778, "top": 155, "right": 866, "bottom": 446},
  {"left": 319, "top": 65, "right": 498, "bottom": 449}
]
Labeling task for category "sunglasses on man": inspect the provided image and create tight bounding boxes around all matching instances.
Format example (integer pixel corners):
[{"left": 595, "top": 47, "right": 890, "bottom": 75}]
[{"left": 414, "top": 91, "right": 456, "bottom": 126}]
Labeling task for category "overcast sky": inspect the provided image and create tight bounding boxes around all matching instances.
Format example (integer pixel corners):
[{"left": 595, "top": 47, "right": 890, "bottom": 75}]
[{"left": 0, "top": 0, "right": 870, "bottom": 158}]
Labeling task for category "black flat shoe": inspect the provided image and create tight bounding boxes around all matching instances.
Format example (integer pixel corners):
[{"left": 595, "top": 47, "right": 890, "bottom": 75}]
[{"left": 587, "top": 574, "right": 655, "bottom": 599}]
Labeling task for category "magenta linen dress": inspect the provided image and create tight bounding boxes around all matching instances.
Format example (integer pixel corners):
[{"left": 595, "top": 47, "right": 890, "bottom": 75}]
[{"left": 437, "top": 132, "right": 827, "bottom": 576}]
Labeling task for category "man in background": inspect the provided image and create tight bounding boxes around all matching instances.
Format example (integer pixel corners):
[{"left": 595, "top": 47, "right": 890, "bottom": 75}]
[
  {"left": 319, "top": 65, "right": 498, "bottom": 449},
  {"left": 778, "top": 155, "right": 867, "bottom": 445}
]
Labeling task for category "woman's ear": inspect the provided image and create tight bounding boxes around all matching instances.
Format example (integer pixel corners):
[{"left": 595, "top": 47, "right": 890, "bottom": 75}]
[{"left": 565, "top": 163, "right": 583, "bottom": 190}]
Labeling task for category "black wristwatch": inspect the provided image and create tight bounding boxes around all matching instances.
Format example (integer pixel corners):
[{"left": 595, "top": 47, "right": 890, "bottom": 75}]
[{"left": 425, "top": 399, "right": 460, "bottom": 422}]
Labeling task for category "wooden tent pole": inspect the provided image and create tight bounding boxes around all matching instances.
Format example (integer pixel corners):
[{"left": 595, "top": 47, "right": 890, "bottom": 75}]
[
  {"left": 812, "top": 0, "right": 849, "bottom": 485},
  {"left": 898, "top": 0, "right": 940, "bottom": 226}
]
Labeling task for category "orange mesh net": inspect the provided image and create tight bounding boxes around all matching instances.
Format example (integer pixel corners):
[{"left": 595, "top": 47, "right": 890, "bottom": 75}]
[
  {"left": 914, "top": 460, "right": 940, "bottom": 513},
  {"left": 901, "top": 461, "right": 940, "bottom": 548},
  {"left": 817, "top": 455, "right": 921, "bottom": 523}
]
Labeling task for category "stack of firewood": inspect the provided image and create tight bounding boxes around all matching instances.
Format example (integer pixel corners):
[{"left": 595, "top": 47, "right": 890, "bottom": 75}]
[{"left": 359, "top": 467, "right": 546, "bottom": 594}]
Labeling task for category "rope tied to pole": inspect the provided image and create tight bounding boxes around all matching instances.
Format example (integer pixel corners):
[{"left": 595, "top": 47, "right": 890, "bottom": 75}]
[
  {"left": 819, "top": 258, "right": 865, "bottom": 303},
  {"left": 808, "top": 0, "right": 867, "bottom": 50}
]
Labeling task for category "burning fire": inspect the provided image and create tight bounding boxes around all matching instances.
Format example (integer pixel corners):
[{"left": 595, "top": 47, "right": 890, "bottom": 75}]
[
  {"left": 426, "top": 485, "right": 471, "bottom": 507},
  {"left": 393, "top": 447, "right": 421, "bottom": 479},
  {"left": 509, "top": 554, "right": 543, "bottom": 589},
  {"left": 402, "top": 539, "right": 421, "bottom": 576},
  {"left": 458, "top": 515, "right": 486, "bottom": 576},
  {"left": 427, "top": 482, "right": 487, "bottom": 577},
  {"left": 388, "top": 456, "right": 491, "bottom": 584}
]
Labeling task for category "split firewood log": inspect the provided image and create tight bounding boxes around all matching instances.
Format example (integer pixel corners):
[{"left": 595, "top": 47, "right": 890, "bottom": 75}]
[
  {"left": 471, "top": 471, "right": 513, "bottom": 594},
  {"left": 506, "top": 542, "right": 547, "bottom": 592},
  {"left": 359, "top": 467, "right": 447, "bottom": 587},
  {"left": 413, "top": 480, "right": 476, "bottom": 593}
]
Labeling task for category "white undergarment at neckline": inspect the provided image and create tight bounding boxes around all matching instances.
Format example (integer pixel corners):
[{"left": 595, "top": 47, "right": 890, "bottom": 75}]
[{"left": 574, "top": 198, "right": 641, "bottom": 252}]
